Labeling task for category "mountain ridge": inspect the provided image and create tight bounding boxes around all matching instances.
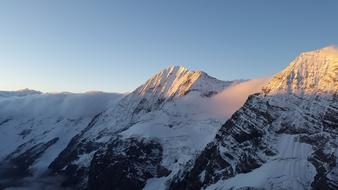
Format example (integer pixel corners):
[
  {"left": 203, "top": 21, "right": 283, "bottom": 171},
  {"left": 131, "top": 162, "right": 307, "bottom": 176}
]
[
  {"left": 135, "top": 65, "right": 233, "bottom": 98},
  {"left": 170, "top": 46, "right": 338, "bottom": 190}
]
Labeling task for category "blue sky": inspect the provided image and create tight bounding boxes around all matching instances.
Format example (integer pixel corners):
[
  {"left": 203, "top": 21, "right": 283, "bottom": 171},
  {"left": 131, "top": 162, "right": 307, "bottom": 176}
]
[{"left": 0, "top": 0, "right": 337, "bottom": 93}]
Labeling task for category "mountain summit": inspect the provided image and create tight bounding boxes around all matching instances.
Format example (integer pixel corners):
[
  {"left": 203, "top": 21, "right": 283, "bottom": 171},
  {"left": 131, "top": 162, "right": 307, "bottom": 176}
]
[
  {"left": 263, "top": 46, "right": 338, "bottom": 95},
  {"left": 135, "top": 66, "right": 231, "bottom": 98}
]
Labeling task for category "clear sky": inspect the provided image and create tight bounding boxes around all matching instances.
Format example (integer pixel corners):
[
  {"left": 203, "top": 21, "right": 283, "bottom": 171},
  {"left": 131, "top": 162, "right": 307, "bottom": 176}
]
[{"left": 0, "top": 0, "right": 337, "bottom": 93}]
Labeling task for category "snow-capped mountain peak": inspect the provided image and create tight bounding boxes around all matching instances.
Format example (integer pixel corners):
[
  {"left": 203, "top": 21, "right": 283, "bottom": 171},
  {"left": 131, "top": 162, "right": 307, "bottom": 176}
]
[
  {"left": 263, "top": 46, "right": 338, "bottom": 95},
  {"left": 134, "top": 65, "right": 230, "bottom": 98}
]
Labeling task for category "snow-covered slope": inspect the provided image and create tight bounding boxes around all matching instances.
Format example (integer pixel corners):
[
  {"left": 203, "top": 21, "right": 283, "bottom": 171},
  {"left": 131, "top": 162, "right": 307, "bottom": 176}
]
[
  {"left": 170, "top": 47, "right": 338, "bottom": 190},
  {"left": 44, "top": 66, "right": 239, "bottom": 190},
  {"left": 0, "top": 92, "right": 122, "bottom": 189},
  {"left": 263, "top": 46, "right": 338, "bottom": 95}
]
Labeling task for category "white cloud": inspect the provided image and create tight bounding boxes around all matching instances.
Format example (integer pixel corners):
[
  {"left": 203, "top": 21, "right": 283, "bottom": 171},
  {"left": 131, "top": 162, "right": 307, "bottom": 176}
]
[
  {"left": 209, "top": 77, "right": 271, "bottom": 117},
  {"left": 0, "top": 92, "right": 122, "bottom": 118}
]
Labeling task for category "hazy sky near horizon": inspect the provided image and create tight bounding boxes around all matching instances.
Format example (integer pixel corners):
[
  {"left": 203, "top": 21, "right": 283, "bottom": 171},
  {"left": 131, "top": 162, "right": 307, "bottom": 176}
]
[{"left": 0, "top": 0, "right": 337, "bottom": 93}]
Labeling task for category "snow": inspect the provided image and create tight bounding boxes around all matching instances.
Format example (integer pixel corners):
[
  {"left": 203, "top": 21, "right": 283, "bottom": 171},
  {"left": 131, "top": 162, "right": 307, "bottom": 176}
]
[
  {"left": 120, "top": 92, "right": 226, "bottom": 171},
  {"left": 0, "top": 91, "right": 122, "bottom": 177},
  {"left": 263, "top": 46, "right": 338, "bottom": 95},
  {"left": 1, "top": 59, "right": 318, "bottom": 190},
  {"left": 119, "top": 82, "right": 271, "bottom": 175},
  {"left": 121, "top": 77, "right": 268, "bottom": 189},
  {"left": 199, "top": 46, "right": 338, "bottom": 190},
  {"left": 31, "top": 118, "right": 93, "bottom": 176},
  {"left": 39, "top": 66, "right": 268, "bottom": 189},
  {"left": 207, "top": 135, "right": 316, "bottom": 190},
  {"left": 144, "top": 177, "right": 168, "bottom": 190},
  {"left": 72, "top": 151, "right": 96, "bottom": 168},
  {"left": 0, "top": 66, "right": 244, "bottom": 189},
  {"left": 135, "top": 66, "right": 232, "bottom": 98},
  {"left": 54, "top": 67, "right": 265, "bottom": 189}
]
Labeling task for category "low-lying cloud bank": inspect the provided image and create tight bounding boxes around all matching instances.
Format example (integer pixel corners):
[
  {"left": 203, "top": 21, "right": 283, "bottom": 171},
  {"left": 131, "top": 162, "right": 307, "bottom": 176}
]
[
  {"left": 0, "top": 92, "right": 122, "bottom": 118},
  {"left": 0, "top": 77, "right": 270, "bottom": 120},
  {"left": 179, "top": 77, "right": 271, "bottom": 119},
  {"left": 210, "top": 77, "right": 271, "bottom": 117}
]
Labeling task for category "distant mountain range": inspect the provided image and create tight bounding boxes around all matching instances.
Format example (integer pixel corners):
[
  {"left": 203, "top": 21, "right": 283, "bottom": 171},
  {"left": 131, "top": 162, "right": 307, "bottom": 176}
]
[
  {"left": 0, "top": 88, "right": 42, "bottom": 98},
  {"left": 0, "top": 46, "right": 337, "bottom": 190}
]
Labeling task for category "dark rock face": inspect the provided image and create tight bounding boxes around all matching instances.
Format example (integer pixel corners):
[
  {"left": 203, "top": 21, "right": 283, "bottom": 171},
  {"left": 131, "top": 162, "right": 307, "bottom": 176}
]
[
  {"left": 48, "top": 113, "right": 103, "bottom": 188},
  {"left": 170, "top": 93, "right": 338, "bottom": 190},
  {"left": 170, "top": 94, "right": 276, "bottom": 190},
  {"left": 88, "top": 137, "right": 170, "bottom": 190},
  {"left": 308, "top": 101, "right": 338, "bottom": 190}
]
